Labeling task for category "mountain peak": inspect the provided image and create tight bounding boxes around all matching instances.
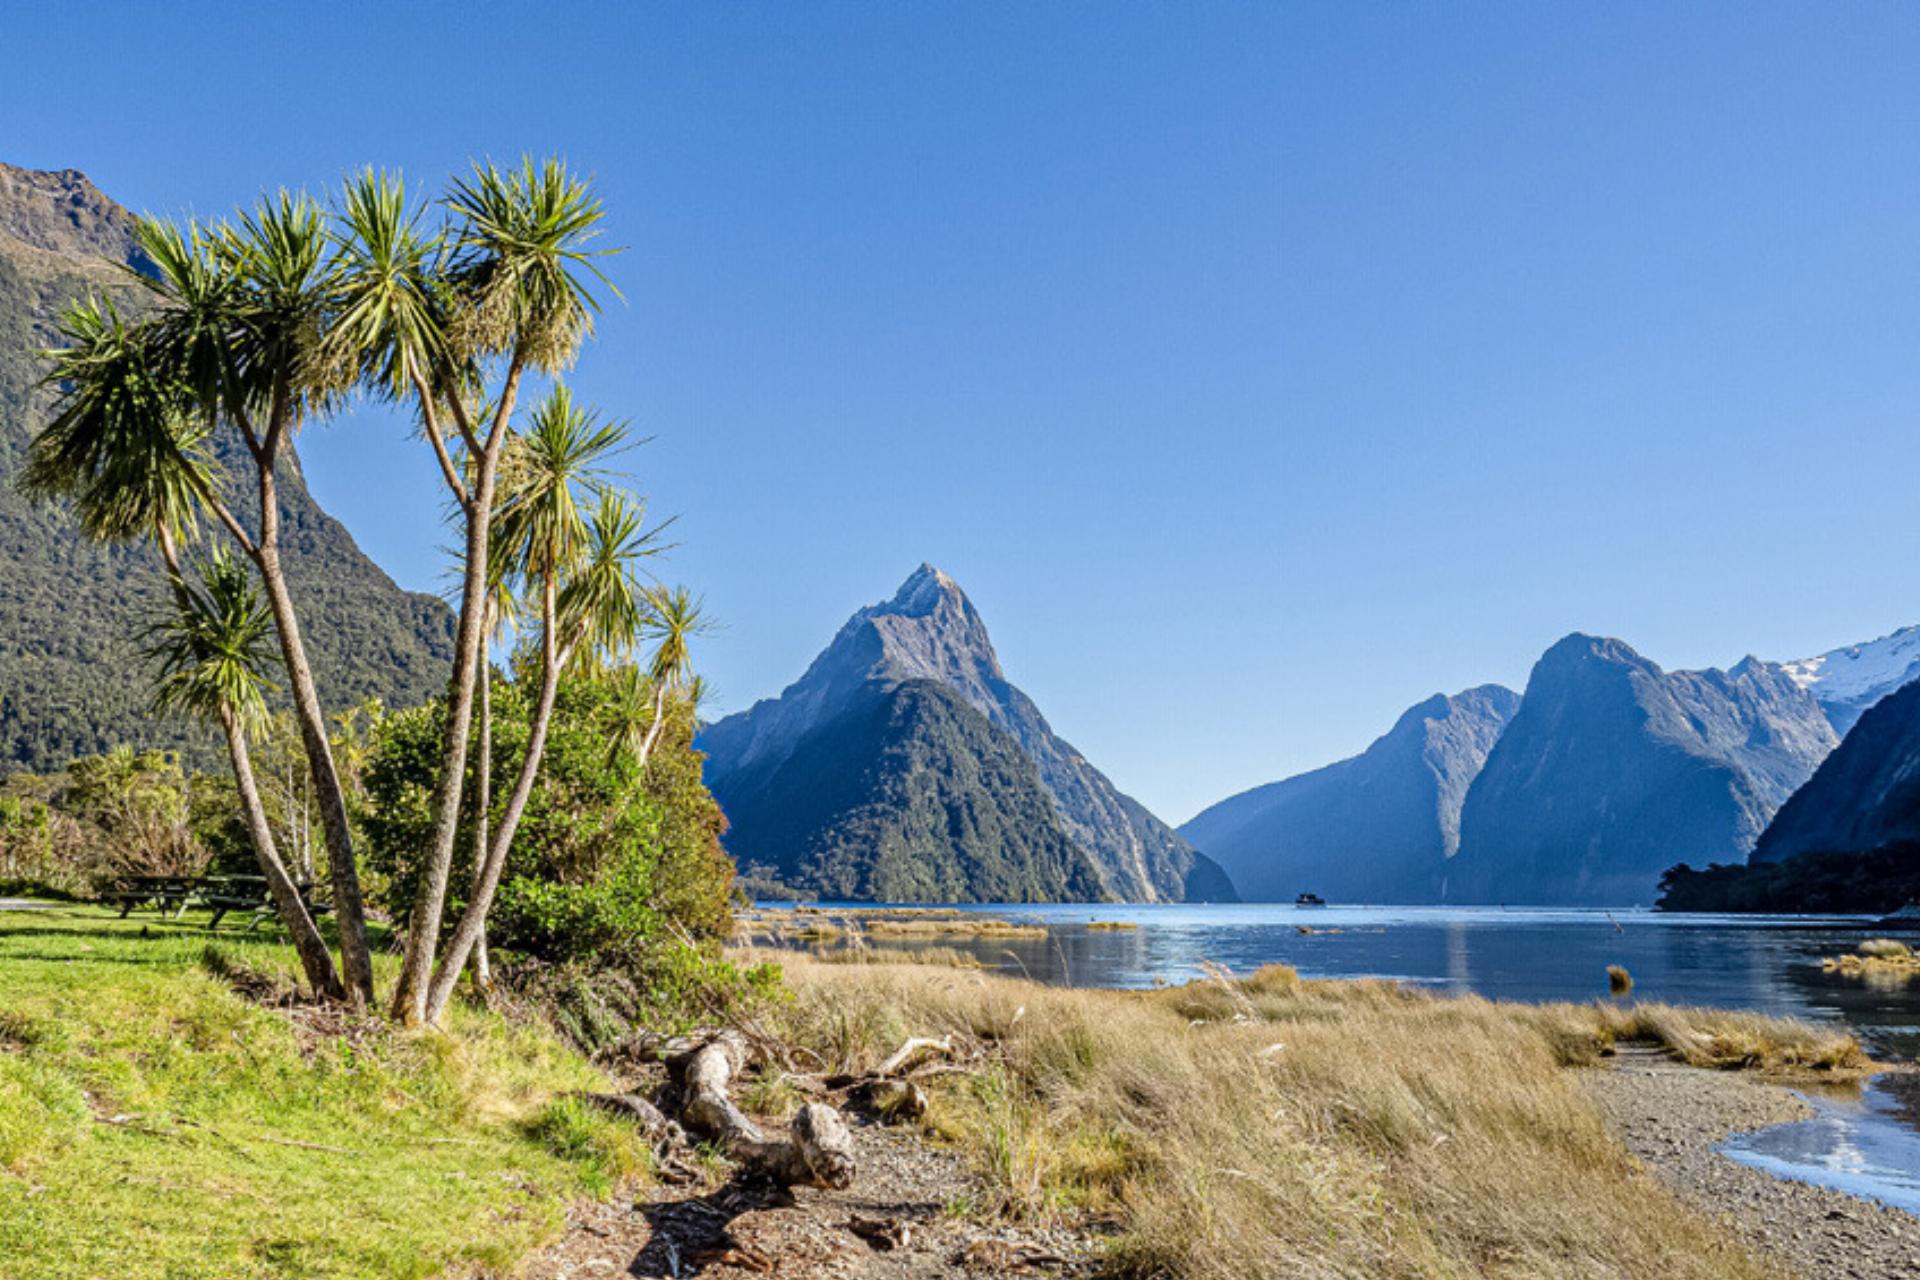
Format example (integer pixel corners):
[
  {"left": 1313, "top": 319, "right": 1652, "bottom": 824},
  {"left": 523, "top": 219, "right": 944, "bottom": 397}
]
[
  {"left": 0, "top": 160, "right": 144, "bottom": 267},
  {"left": 879, "top": 563, "right": 963, "bottom": 617}
]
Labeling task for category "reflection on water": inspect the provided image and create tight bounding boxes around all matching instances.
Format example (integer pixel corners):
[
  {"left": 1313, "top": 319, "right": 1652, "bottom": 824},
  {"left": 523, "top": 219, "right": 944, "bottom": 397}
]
[
  {"left": 761, "top": 902, "right": 1920, "bottom": 1060},
  {"left": 1722, "top": 1077, "right": 1920, "bottom": 1215}
]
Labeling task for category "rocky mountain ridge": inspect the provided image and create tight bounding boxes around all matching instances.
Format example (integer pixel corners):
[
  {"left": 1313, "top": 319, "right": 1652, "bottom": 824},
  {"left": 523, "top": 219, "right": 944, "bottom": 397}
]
[
  {"left": 1779, "top": 624, "right": 1920, "bottom": 735},
  {"left": 1442, "top": 634, "right": 1837, "bottom": 905},
  {"left": 701, "top": 565, "right": 1233, "bottom": 903}
]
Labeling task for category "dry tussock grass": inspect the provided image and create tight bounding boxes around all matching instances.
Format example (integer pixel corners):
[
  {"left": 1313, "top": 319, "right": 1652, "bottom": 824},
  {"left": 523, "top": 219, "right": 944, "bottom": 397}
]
[{"left": 748, "top": 951, "right": 1850, "bottom": 1280}]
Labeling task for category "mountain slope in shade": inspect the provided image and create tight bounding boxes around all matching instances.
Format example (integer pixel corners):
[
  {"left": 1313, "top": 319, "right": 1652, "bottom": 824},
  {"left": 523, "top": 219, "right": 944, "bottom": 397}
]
[
  {"left": 1445, "top": 634, "right": 1837, "bottom": 905},
  {"left": 1780, "top": 625, "right": 1920, "bottom": 736},
  {"left": 701, "top": 565, "right": 1234, "bottom": 902},
  {"left": 0, "top": 161, "right": 455, "bottom": 770},
  {"left": 713, "top": 680, "right": 1108, "bottom": 902},
  {"left": 1180, "top": 685, "right": 1519, "bottom": 902},
  {"left": 1750, "top": 676, "right": 1920, "bottom": 866}
]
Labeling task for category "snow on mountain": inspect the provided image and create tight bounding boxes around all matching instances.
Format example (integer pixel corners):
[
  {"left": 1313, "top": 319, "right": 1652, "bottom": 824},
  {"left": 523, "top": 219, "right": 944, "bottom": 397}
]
[{"left": 1779, "top": 625, "right": 1920, "bottom": 736}]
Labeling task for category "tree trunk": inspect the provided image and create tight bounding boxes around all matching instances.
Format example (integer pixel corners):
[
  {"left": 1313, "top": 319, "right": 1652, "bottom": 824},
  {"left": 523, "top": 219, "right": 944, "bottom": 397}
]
[
  {"left": 470, "top": 632, "right": 493, "bottom": 989},
  {"left": 250, "top": 457, "right": 376, "bottom": 1008},
  {"left": 423, "top": 583, "right": 564, "bottom": 1024},
  {"left": 635, "top": 682, "right": 671, "bottom": 769},
  {"left": 393, "top": 360, "right": 524, "bottom": 1024},
  {"left": 220, "top": 706, "right": 345, "bottom": 1002}
]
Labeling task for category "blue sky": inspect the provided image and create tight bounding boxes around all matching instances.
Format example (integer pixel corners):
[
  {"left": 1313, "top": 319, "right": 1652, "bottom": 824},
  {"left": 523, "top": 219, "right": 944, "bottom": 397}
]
[{"left": 6, "top": 4, "right": 1919, "bottom": 822}]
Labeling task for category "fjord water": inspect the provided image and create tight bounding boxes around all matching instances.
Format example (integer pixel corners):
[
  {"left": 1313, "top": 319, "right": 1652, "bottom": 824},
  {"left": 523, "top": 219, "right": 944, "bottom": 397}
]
[
  {"left": 771, "top": 902, "right": 1920, "bottom": 1213},
  {"left": 792, "top": 903, "right": 1920, "bottom": 1057}
]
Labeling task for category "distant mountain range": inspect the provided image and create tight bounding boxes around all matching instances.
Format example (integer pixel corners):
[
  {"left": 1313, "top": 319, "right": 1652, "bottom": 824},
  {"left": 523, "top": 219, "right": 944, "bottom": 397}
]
[
  {"left": 700, "top": 565, "right": 1235, "bottom": 903},
  {"left": 1184, "top": 627, "right": 1920, "bottom": 907},
  {"left": 1180, "top": 686, "right": 1518, "bottom": 903},
  {"left": 1442, "top": 636, "right": 1835, "bottom": 905},
  {"left": 0, "top": 161, "right": 454, "bottom": 770}
]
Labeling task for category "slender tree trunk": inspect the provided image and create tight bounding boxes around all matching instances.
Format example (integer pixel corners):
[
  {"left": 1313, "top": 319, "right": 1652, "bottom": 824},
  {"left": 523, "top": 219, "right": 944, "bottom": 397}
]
[
  {"left": 250, "top": 457, "right": 376, "bottom": 1008},
  {"left": 636, "top": 682, "right": 672, "bottom": 768},
  {"left": 423, "top": 585, "right": 565, "bottom": 1024},
  {"left": 220, "top": 706, "right": 346, "bottom": 1002},
  {"left": 393, "top": 360, "right": 525, "bottom": 1024},
  {"left": 470, "top": 631, "right": 493, "bottom": 990}
]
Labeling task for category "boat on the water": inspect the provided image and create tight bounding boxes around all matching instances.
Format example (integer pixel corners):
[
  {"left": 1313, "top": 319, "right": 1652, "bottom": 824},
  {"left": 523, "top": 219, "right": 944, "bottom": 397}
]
[
  {"left": 1872, "top": 901, "right": 1920, "bottom": 930},
  {"left": 1295, "top": 892, "right": 1327, "bottom": 908}
]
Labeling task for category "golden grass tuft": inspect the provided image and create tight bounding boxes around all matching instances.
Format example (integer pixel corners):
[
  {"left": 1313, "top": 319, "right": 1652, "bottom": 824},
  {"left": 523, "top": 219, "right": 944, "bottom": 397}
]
[
  {"left": 1608, "top": 963, "right": 1634, "bottom": 995},
  {"left": 749, "top": 951, "right": 1826, "bottom": 1280}
]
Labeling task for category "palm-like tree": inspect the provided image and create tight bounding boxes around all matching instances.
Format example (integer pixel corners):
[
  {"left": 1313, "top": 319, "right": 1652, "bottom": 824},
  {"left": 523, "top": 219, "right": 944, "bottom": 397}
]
[
  {"left": 634, "top": 585, "right": 708, "bottom": 768},
  {"left": 35, "top": 194, "right": 383, "bottom": 1006},
  {"left": 421, "top": 399, "right": 654, "bottom": 1023},
  {"left": 145, "top": 551, "right": 345, "bottom": 1001},
  {"left": 352, "top": 160, "right": 615, "bottom": 1025}
]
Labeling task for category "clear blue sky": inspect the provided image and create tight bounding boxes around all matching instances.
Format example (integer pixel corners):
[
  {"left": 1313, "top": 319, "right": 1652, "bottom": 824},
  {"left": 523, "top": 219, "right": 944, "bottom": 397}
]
[{"left": 6, "top": 4, "right": 1918, "bottom": 823}]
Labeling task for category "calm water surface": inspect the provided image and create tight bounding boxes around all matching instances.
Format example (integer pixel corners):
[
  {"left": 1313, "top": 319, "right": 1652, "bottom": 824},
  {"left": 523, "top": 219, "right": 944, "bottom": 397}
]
[
  {"left": 766, "top": 902, "right": 1920, "bottom": 1057},
  {"left": 761, "top": 902, "right": 1920, "bottom": 1213}
]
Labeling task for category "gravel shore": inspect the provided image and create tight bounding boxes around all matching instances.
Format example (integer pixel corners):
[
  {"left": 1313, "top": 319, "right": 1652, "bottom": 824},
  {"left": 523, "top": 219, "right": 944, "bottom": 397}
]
[{"left": 1582, "top": 1050, "right": 1920, "bottom": 1280}]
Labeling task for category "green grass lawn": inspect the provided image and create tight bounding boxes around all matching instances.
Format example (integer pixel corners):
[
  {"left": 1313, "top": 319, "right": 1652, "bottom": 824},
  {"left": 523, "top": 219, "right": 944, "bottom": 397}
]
[{"left": 0, "top": 905, "right": 645, "bottom": 1280}]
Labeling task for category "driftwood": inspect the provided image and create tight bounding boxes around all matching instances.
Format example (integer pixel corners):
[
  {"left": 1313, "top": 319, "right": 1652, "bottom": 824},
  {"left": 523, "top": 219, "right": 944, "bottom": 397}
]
[
  {"left": 874, "top": 1035, "right": 954, "bottom": 1078},
  {"left": 667, "top": 1031, "right": 857, "bottom": 1189},
  {"left": 578, "top": 1027, "right": 984, "bottom": 1186}
]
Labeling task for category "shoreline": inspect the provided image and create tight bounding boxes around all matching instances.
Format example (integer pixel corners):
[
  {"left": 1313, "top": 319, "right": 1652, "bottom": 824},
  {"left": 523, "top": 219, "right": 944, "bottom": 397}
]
[{"left": 1583, "top": 1050, "right": 1920, "bottom": 1279}]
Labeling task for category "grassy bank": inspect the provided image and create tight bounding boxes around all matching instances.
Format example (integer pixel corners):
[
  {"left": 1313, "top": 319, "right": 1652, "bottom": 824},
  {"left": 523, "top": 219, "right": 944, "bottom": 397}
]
[
  {"left": 757, "top": 951, "right": 1866, "bottom": 1280},
  {"left": 1, "top": 905, "right": 1871, "bottom": 1279},
  {"left": 0, "top": 907, "right": 645, "bottom": 1280}
]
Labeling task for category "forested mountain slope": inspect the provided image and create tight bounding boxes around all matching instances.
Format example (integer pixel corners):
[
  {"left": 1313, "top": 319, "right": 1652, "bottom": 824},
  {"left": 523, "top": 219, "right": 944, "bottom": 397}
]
[{"left": 0, "top": 161, "right": 453, "bottom": 770}]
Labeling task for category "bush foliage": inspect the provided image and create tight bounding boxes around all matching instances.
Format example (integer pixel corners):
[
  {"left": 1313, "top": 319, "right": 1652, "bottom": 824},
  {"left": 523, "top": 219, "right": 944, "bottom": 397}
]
[{"left": 361, "top": 663, "right": 734, "bottom": 965}]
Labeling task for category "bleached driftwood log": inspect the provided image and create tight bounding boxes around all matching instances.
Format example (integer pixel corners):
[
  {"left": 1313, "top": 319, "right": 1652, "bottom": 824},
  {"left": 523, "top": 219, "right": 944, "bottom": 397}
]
[
  {"left": 874, "top": 1035, "right": 954, "bottom": 1078},
  {"left": 670, "top": 1031, "right": 857, "bottom": 1189}
]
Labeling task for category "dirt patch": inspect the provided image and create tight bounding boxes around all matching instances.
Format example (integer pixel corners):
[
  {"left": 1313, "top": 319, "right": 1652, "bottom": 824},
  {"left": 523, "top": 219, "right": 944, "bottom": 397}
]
[
  {"left": 516, "top": 1116, "right": 1107, "bottom": 1279},
  {"left": 1582, "top": 1048, "right": 1920, "bottom": 1279}
]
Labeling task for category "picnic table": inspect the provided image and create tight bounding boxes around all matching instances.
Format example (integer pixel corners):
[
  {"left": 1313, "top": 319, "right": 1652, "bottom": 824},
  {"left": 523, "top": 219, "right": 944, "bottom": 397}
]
[
  {"left": 197, "top": 875, "right": 333, "bottom": 931},
  {"left": 101, "top": 874, "right": 201, "bottom": 918},
  {"left": 100, "top": 874, "right": 333, "bottom": 931}
]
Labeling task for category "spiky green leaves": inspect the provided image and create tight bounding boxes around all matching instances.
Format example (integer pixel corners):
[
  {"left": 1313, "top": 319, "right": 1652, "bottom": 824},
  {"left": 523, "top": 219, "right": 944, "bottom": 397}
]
[
  {"left": 442, "top": 157, "right": 616, "bottom": 373},
  {"left": 492, "top": 385, "right": 628, "bottom": 583},
  {"left": 644, "top": 584, "right": 707, "bottom": 690},
  {"left": 326, "top": 169, "right": 449, "bottom": 400},
  {"left": 25, "top": 297, "right": 215, "bottom": 544},
  {"left": 145, "top": 549, "right": 282, "bottom": 731}
]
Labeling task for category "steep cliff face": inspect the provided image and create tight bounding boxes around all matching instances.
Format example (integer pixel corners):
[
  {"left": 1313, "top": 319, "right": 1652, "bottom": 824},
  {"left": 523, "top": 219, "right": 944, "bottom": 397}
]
[
  {"left": 1180, "top": 686, "right": 1519, "bottom": 902},
  {"left": 1445, "top": 635, "right": 1836, "bottom": 905},
  {"left": 0, "top": 161, "right": 454, "bottom": 769},
  {"left": 1751, "top": 676, "right": 1920, "bottom": 867},
  {"left": 701, "top": 565, "right": 1234, "bottom": 902}
]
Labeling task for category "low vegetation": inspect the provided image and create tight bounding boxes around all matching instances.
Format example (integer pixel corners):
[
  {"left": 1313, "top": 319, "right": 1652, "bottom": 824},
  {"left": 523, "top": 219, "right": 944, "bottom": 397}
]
[
  {"left": 757, "top": 950, "right": 1865, "bottom": 1280},
  {"left": 0, "top": 908, "right": 648, "bottom": 1280},
  {"left": 1823, "top": 938, "right": 1920, "bottom": 982}
]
